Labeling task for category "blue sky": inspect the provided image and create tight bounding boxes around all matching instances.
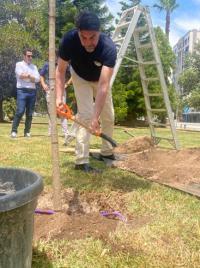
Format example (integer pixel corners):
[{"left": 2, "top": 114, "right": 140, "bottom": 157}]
[{"left": 106, "top": 0, "right": 200, "bottom": 47}]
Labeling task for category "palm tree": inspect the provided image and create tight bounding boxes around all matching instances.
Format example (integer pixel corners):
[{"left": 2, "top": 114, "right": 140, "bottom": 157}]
[{"left": 153, "top": 0, "right": 179, "bottom": 40}]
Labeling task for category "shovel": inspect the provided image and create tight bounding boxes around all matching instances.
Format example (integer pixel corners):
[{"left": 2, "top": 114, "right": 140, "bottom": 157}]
[{"left": 57, "top": 104, "right": 117, "bottom": 147}]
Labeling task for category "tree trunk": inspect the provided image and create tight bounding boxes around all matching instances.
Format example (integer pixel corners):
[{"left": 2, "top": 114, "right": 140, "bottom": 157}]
[
  {"left": 49, "top": 0, "right": 61, "bottom": 210},
  {"left": 165, "top": 10, "right": 170, "bottom": 40},
  {"left": 0, "top": 100, "right": 4, "bottom": 122}
]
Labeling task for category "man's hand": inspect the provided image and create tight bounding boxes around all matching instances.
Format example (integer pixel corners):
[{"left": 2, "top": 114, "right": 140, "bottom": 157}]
[
  {"left": 56, "top": 99, "right": 64, "bottom": 109},
  {"left": 29, "top": 75, "right": 35, "bottom": 83},
  {"left": 20, "top": 73, "right": 30, "bottom": 80},
  {"left": 43, "top": 83, "right": 49, "bottom": 91},
  {"left": 90, "top": 117, "right": 100, "bottom": 134}
]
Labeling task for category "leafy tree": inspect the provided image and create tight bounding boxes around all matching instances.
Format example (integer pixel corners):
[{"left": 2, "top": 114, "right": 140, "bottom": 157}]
[
  {"left": 56, "top": 0, "right": 77, "bottom": 40},
  {"left": 32, "top": 0, "right": 76, "bottom": 51},
  {"left": 190, "top": 43, "right": 200, "bottom": 70},
  {"left": 0, "top": 0, "right": 39, "bottom": 27},
  {"left": 178, "top": 68, "right": 199, "bottom": 95},
  {"left": 187, "top": 88, "right": 200, "bottom": 110},
  {"left": 153, "top": 0, "right": 179, "bottom": 40},
  {"left": 119, "top": 0, "right": 141, "bottom": 11},
  {"left": 112, "top": 82, "right": 128, "bottom": 122},
  {"left": 178, "top": 42, "right": 200, "bottom": 110},
  {"left": 3, "top": 98, "right": 16, "bottom": 121},
  {"left": 155, "top": 26, "right": 175, "bottom": 81}
]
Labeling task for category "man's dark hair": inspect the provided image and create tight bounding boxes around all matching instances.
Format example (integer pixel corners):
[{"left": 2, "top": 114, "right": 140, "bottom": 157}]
[
  {"left": 75, "top": 11, "right": 100, "bottom": 31},
  {"left": 23, "top": 48, "right": 32, "bottom": 55}
]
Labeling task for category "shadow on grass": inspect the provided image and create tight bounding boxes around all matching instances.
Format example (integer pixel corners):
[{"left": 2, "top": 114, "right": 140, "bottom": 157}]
[
  {"left": 32, "top": 247, "right": 53, "bottom": 268},
  {"left": 60, "top": 159, "right": 151, "bottom": 193}
]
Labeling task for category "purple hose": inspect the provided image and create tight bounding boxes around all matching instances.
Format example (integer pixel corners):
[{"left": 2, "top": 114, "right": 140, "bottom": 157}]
[
  {"left": 100, "top": 210, "right": 127, "bottom": 222},
  {"left": 35, "top": 208, "right": 55, "bottom": 215}
]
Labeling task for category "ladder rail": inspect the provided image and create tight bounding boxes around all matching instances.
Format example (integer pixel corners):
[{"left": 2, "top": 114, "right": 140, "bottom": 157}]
[
  {"left": 110, "top": 7, "right": 142, "bottom": 88},
  {"left": 144, "top": 7, "right": 180, "bottom": 149}
]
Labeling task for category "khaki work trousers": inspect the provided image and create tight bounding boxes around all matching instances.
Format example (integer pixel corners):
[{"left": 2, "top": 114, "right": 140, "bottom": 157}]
[{"left": 71, "top": 68, "right": 114, "bottom": 165}]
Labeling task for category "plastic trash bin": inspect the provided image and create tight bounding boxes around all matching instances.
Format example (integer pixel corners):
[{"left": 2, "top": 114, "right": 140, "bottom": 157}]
[{"left": 0, "top": 167, "right": 43, "bottom": 268}]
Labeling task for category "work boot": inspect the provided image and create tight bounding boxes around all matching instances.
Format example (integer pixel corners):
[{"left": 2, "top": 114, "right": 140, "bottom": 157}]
[
  {"left": 100, "top": 154, "right": 116, "bottom": 161},
  {"left": 75, "top": 163, "right": 102, "bottom": 174}
]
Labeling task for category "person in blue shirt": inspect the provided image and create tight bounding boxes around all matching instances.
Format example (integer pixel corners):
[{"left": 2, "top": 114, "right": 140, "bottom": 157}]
[
  {"left": 40, "top": 59, "right": 68, "bottom": 138},
  {"left": 56, "top": 11, "right": 117, "bottom": 173}
]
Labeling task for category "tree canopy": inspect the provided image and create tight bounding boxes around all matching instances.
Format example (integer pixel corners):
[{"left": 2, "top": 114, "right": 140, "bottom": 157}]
[
  {"left": 153, "top": 0, "right": 179, "bottom": 40},
  {"left": 178, "top": 42, "right": 200, "bottom": 110}
]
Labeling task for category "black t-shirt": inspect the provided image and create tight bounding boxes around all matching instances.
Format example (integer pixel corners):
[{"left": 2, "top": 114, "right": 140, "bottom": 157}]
[{"left": 59, "top": 29, "right": 117, "bottom": 81}]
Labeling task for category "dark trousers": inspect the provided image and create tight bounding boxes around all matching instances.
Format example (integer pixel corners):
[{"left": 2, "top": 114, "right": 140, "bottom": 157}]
[{"left": 11, "top": 89, "right": 37, "bottom": 134}]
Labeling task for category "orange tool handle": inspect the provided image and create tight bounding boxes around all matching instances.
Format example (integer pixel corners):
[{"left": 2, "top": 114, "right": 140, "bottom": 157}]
[
  {"left": 56, "top": 104, "right": 73, "bottom": 120},
  {"left": 57, "top": 104, "right": 117, "bottom": 147}
]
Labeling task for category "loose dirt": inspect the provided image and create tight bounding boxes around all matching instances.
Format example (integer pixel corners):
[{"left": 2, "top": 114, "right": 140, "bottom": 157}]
[
  {"left": 34, "top": 189, "right": 131, "bottom": 242},
  {"left": 114, "top": 136, "right": 200, "bottom": 186},
  {"left": 34, "top": 136, "right": 200, "bottom": 242}
]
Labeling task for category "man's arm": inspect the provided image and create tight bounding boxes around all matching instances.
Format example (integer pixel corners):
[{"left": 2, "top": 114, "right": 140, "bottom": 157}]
[
  {"left": 15, "top": 63, "right": 30, "bottom": 80},
  {"left": 91, "top": 65, "right": 114, "bottom": 133},
  {"left": 40, "top": 76, "right": 49, "bottom": 91},
  {"left": 56, "top": 58, "right": 69, "bottom": 107},
  {"left": 30, "top": 66, "right": 40, "bottom": 83},
  {"left": 40, "top": 63, "right": 49, "bottom": 91}
]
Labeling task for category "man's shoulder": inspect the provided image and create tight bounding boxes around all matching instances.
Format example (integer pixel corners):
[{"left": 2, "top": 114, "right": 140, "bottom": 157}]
[
  {"left": 98, "top": 33, "right": 117, "bottom": 67},
  {"left": 30, "top": 63, "right": 38, "bottom": 69},
  {"left": 40, "top": 61, "right": 48, "bottom": 75},
  {"left": 100, "top": 33, "right": 116, "bottom": 49},
  {"left": 27, "top": 63, "right": 38, "bottom": 72},
  {"left": 41, "top": 61, "right": 49, "bottom": 69},
  {"left": 100, "top": 33, "right": 114, "bottom": 43},
  {"left": 16, "top": 61, "right": 24, "bottom": 66}
]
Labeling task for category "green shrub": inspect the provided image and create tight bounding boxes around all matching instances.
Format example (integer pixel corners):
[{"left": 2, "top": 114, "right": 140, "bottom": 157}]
[{"left": 3, "top": 98, "right": 16, "bottom": 121}]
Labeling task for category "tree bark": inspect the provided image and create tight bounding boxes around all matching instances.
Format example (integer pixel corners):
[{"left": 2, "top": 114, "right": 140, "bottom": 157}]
[
  {"left": 165, "top": 10, "right": 170, "bottom": 40},
  {"left": 49, "top": 0, "right": 61, "bottom": 210}
]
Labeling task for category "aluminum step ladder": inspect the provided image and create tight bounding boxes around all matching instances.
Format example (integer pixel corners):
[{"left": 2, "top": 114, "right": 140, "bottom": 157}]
[{"left": 110, "top": 5, "right": 180, "bottom": 149}]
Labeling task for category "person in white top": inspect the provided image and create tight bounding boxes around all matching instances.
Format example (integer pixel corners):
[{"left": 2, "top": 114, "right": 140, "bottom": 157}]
[{"left": 11, "top": 48, "right": 40, "bottom": 138}]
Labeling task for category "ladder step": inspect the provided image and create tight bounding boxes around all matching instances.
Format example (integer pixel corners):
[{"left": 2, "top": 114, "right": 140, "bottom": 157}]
[
  {"left": 145, "top": 93, "right": 162, "bottom": 97},
  {"left": 138, "top": 43, "right": 152, "bottom": 49},
  {"left": 150, "top": 121, "right": 167, "bottom": 127},
  {"left": 113, "top": 37, "right": 125, "bottom": 43},
  {"left": 122, "top": 6, "right": 136, "bottom": 16},
  {"left": 134, "top": 26, "right": 148, "bottom": 33},
  {"left": 117, "top": 21, "right": 130, "bottom": 30},
  {"left": 139, "top": 60, "right": 157, "bottom": 65},
  {"left": 142, "top": 77, "right": 159, "bottom": 82},
  {"left": 153, "top": 136, "right": 175, "bottom": 142},
  {"left": 148, "top": 108, "right": 166, "bottom": 112}
]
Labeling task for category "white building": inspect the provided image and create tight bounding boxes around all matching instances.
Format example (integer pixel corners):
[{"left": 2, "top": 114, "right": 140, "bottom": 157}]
[{"left": 173, "top": 29, "right": 200, "bottom": 93}]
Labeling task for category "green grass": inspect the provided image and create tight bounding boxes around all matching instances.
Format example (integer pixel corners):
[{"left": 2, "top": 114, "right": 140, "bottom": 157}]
[{"left": 1, "top": 118, "right": 200, "bottom": 267}]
